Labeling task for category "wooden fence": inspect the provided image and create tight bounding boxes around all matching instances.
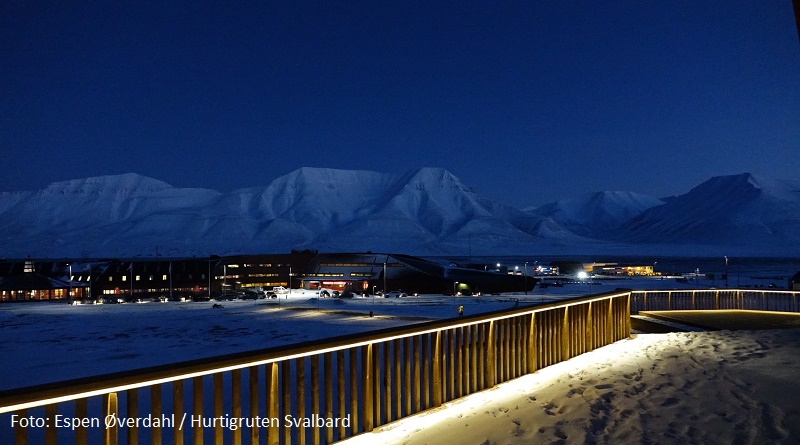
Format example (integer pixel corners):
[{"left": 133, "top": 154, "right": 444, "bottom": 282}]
[
  {"left": 630, "top": 289, "right": 800, "bottom": 314},
  {"left": 1, "top": 290, "right": 632, "bottom": 445}
]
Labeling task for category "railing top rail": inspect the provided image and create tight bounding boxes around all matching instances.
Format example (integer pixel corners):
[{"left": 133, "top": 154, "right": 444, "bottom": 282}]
[
  {"left": 0, "top": 289, "right": 630, "bottom": 413},
  {"left": 630, "top": 289, "right": 800, "bottom": 295}
]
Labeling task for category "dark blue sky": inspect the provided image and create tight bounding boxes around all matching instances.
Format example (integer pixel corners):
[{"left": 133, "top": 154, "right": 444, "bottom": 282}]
[{"left": 2, "top": 1, "right": 798, "bottom": 207}]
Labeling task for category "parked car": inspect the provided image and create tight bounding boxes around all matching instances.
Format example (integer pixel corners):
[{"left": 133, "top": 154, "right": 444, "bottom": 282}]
[
  {"left": 216, "top": 292, "right": 238, "bottom": 301},
  {"left": 239, "top": 290, "right": 260, "bottom": 300},
  {"left": 386, "top": 291, "right": 407, "bottom": 298},
  {"left": 339, "top": 291, "right": 355, "bottom": 298}
]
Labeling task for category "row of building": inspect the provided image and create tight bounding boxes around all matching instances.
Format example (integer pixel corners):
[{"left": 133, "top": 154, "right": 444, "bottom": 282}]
[{"left": 0, "top": 252, "right": 536, "bottom": 303}]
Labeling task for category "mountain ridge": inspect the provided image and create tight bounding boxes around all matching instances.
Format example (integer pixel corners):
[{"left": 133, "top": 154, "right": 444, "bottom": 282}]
[{"left": 1, "top": 169, "right": 798, "bottom": 258}]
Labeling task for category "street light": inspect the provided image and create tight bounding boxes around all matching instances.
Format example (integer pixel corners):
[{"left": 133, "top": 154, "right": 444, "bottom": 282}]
[
  {"left": 288, "top": 265, "right": 291, "bottom": 299},
  {"left": 68, "top": 263, "right": 72, "bottom": 304},
  {"left": 724, "top": 256, "right": 729, "bottom": 288},
  {"left": 524, "top": 262, "right": 528, "bottom": 295},
  {"left": 453, "top": 281, "right": 459, "bottom": 308}
]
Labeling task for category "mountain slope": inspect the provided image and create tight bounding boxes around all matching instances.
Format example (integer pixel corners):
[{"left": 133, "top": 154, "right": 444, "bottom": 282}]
[
  {"left": 618, "top": 173, "right": 800, "bottom": 250},
  {"left": 528, "top": 191, "right": 665, "bottom": 237},
  {"left": 1, "top": 170, "right": 798, "bottom": 258}
]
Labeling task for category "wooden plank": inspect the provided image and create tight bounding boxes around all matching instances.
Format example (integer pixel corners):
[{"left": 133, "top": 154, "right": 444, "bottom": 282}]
[
  {"left": 192, "top": 377, "right": 202, "bottom": 445},
  {"left": 103, "top": 393, "right": 118, "bottom": 445},
  {"left": 231, "top": 370, "right": 241, "bottom": 445},
  {"left": 283, "top": 361, "right": 292, "bottom": 445},
  {"left": 296, "top": 358, "right": 306, "bottom": 445},
  {"left": 362, "top": 345, "right": 373, "bottom": 432},
  {"left": 249, "top": 366, "right": 260, "bottom": 445},
  {"left": 413, "top": 336, "right": 421, "bottom": 412},
  {"left": 266, "top": 363, "right": 279, "bottom": 445},
  {"left": 432, "top": 331, "right": 442, "bottom": 407},
  {"left": 325, "top": 352, "right": 333, "bottom": 443},
  {"left": 349, "top": 349, "right": 358, "bottom": 436},
  {"left": 486, "top": 321, "right": 496, "bottom": 387},
  {"left": 173, "top": 381, "right": 184, "bottom": 445},
  {"left": 213, "top": 374, "right": 222, "bottom": 444},
  {"left": 311, "top": 355, "right": 320, "bottom": 445},
  {"left": 338, "top": 350, "right": 346, "bottom": 440}
]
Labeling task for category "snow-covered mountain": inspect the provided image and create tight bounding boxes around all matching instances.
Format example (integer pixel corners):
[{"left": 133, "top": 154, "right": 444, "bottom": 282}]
[
  {"left": 617, "top": 173, "right": 800, "bottom": 255},
  {"left": 526, "top": 192, "right": 665, "bottom": 237},
  {"left": 0, "top": 169, "right": 798, "bottom": 258}
]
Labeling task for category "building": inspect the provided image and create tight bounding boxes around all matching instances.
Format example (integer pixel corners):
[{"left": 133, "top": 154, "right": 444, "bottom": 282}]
[
  {"left": 591, "top": 263, "right": 657, "bottom": 277},
  {"left": 790, "top": 272, "right": 800, "bottom": 291},
  {"left": 0, "top": 252, "right": 536, "bottom": 303},
  {"left": 300, "top": 253, "right": 536, "bottom": 295},
  {"left": 0, "top": 260, "right": 88, "bottom": 302}
]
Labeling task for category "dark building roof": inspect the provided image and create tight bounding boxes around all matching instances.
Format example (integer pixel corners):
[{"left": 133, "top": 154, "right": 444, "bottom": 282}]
[{"left": 0, "top": 273, "right": 84, "bottom": 290}]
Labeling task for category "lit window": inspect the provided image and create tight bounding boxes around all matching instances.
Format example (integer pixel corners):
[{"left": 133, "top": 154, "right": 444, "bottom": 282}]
[
  {"left": 122, "top": 276, "right": 127, "bottom": 282},
  {"left": 162, "top": 275, "right": 167, "bottom": 281}
]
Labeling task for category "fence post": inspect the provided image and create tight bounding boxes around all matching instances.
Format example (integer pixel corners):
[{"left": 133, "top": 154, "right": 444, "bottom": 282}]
[
  {"left": 172, "top": 382, "right": 184, "bottom": 445},
  {"left": 153, "top": 383, "right": 164, "bottom": 445},
  {"left": 76, "top": 399, "right": 88, "bottom": 445},
  {"left": 363, "top": 344, "right": 374, "bottom": 432},
  {"left": 326, "top": 352, "right": 335, "bottom": 443},
  {"left": 606, "top": 299, "right": 614, "bottom": 345},
  {"left": 103, "top": 392, "right": 119, "bottom": 445},
  {"left": 486, "top": 321, "right": 496, "bottom": 387},
  {"left": 625, "top": 293, "right": 632, "bottom": 336},
  {"left": 432, "top": 331, "right": 443, "bottom": 407},
  {"left": 231, "top": 370, "right": 240, "bottom": 445},
  {"left": 192, "top": 376, "right": 203, "bottom": 445},
  {"left": 561, "top": 307, "right": 570, "bottom": 361},
  {"left": 213, "top": 374, "right": 223, "bottom": 444},
  {"left": 247, "top": 366, "right": 260, "bottom": 443},
  {"left": 350, "top": 349, "right": 359, "bottom": 436},
  {"left": 13, "top": 409, "right": 27, "bottom": 445},
  {"left": 267, "top": 362, "right": 279, "bottom": 445},
  {"left": 295, "top": 360, "right": 304, "bottom": 445}
]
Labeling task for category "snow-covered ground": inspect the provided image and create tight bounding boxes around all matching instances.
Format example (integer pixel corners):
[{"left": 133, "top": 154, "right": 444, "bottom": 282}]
[
  {"left": 0, "top": 287, "right": 586, "bottom": 391},
  {"left": 340, "top": 328, "right": 800, "bottom": 445},
  {"left": 2, "top": 274, "right": 799, "bottom": 444}
]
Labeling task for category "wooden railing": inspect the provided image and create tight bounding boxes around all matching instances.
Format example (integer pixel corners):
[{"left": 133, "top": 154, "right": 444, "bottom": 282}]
[
  {"left": 1, "top": 290, "right": 632, "bottom": 445},
  {"left": 630, "top": 289, "right": 800, "bottom": 314}
]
